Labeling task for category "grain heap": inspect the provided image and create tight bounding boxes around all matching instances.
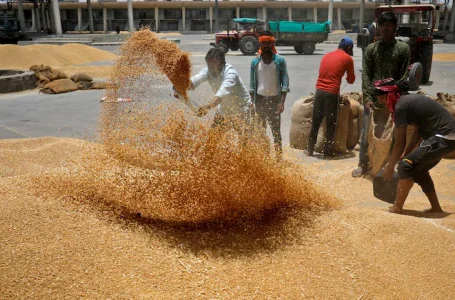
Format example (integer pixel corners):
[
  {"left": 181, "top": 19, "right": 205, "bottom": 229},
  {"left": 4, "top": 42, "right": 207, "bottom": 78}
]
[{"left": 33, "top": 30, "right": 335, "bottom": 224}]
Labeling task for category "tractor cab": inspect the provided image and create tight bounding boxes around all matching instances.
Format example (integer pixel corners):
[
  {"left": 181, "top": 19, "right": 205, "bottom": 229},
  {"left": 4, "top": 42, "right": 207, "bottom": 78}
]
[{"left": 213, "top": 18, "right": 266, "bottom": 55}]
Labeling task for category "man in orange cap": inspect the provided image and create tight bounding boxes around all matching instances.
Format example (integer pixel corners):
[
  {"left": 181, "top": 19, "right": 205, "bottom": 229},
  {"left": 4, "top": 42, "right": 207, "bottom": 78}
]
[{"left": 249, "top": 31, "right": 290, "bottom": 159}]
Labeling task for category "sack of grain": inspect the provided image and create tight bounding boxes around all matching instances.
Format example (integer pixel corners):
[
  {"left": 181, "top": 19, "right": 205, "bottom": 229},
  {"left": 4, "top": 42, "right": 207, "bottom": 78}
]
[
  {"left": 77, "top": 81, "right": 92, "bottom": 90},
  {"left": 333, "top": 98, "right": 351, "bottom": 153},
  {"left": 91, "top": 81, "right": 108, "bottom": 89},
  {"left": 40, "top": 79, "right": 79, "bottom": 94},
  {"left": 35, "top": 73, "right": 50, "bottom": 87},
  {"left": 289, "top": 95, "right": 314, "bottom": 149},
  {"left": 367, "top": 109, "right": 394, "bottom": 176},
  {"left": 71, "top": 73, "right": 93, "bottom": 83},
  {"left": 436, "top": 93, "right": 455, "bottom": 159},
  {"left": 346, "top": 99, "right": 361, "bottom": 150}
]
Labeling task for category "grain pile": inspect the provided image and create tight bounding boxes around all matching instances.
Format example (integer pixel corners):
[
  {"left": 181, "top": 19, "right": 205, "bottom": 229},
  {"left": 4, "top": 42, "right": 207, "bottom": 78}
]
[
  {"left": 31, "top": 30, "right": 335, "bottom": 224},
  {"left": 0, "top": 44, "right": 116, "bottom": 69}
]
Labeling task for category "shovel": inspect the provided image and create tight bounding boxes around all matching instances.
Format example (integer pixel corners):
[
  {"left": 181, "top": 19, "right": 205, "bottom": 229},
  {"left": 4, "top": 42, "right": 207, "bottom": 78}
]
[{"left": 172, "top": 86, "right": 200, "bottom": 115}]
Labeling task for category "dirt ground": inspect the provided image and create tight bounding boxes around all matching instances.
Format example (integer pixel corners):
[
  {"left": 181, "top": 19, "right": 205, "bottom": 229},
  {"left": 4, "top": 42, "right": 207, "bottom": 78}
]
[{"left": 1, "top": 137, "right": 454, "bottom": 299}]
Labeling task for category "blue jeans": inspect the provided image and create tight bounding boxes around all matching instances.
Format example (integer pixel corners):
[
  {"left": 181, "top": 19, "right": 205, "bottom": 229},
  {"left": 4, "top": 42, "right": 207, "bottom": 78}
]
[{"left": 358, "top": 105, "right": 371, "bottom": 169}]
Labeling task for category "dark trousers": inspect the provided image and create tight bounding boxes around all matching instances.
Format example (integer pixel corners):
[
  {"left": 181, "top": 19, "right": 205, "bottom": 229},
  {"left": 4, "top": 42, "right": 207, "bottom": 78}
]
[
  {"left": 307, "top": 89, "right": 339, "bottom": 155},
  {"left": 255, "top": 94, "right": 282, "bottom": 153},
  {"left": 358, "top": 106, "right": 371, "bottom": 169},
  {"left": 398, "top": 136, "right": 455, "bottom": 193}
]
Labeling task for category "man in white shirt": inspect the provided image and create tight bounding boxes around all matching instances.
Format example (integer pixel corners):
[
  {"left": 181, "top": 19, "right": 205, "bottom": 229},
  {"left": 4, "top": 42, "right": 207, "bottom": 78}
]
[
  {"left": 249, "top": 31, "right": 290, "bottom": 158},
  {"left": 183, "top": 47, "right": 252, "bottom": 132}
]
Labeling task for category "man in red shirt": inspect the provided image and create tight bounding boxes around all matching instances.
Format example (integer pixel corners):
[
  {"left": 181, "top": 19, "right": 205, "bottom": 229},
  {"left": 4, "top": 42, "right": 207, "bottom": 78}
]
[{"left": 306, "top": 37, "right": 356, "bottom": 156}]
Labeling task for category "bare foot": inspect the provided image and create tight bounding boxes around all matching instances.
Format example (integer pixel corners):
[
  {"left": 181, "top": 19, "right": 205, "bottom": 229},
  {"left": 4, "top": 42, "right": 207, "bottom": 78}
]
[
  {"left": 304, "top": 150, "right": 314, "bottom": 157},
  {"left": 424, "top": 207, "right": 444, "bottom": 213},
  {"left": 388, "top": 205, "right": 402, "bottom": 214}
]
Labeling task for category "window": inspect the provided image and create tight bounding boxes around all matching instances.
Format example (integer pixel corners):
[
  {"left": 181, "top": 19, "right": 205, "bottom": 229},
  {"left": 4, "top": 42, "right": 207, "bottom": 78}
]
[{"left": 164, "top": 9, "right": 181, "bottom": 19}]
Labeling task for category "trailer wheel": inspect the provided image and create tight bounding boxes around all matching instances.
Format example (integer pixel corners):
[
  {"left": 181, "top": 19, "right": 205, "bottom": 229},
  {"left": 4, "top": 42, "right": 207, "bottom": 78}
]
[
  {"left": 239, "top": 36, "right": 259, "bottom": 56},
  {"left": 419, "top": 42, "right": 432, "bottom": 84},
  {"left": 302, "top": 42, "right": 316, "bottom": 55},
  {"left": 217, "top": 42, "right": 229, "bottom": 54},
  {"left": 408, "top": 62, "right": 423, "bottom": 91},
  {"left": 294, "top": 45, "right": 304, "bottom": 54}
]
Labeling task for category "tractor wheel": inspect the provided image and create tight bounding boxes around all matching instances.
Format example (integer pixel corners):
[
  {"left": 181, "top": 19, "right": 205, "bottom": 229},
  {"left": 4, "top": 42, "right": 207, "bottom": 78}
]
[
  {"left": 302, "top": 42, "right": 316, "bottom": 55},
  {"left": 419, "top": 42, "right": 433, "bottom": 84},
  {"left": 239, "top": 36, "right": 259, "bottom": 56},
  {"left": 294, "top": 45, "right": 304, "bottom": 54},
  {"left": 408, "top": 62, "right": 423, "bottom": 91},
  {"left": 217, "top": 43, "right": 229, "bottom": 54}
]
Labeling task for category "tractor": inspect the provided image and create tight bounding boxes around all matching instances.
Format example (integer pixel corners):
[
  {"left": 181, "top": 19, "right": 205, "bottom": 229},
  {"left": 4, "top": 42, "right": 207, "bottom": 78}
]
[
  {"left": 357, "top": 4, "right": 436, "bottom": 90},
  {"left": 212, "top": 18, "right": 266, "bottom": 56}
]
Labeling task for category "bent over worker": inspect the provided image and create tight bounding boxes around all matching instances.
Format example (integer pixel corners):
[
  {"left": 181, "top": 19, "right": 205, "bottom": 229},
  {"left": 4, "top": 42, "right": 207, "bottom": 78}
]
[
  {"left": 374, "top": 79, "right": 455, "bottom": 214},
  {"left": 306, "top": 37, "right": 355, "bottom": 157},
  {"left": 249, "top": 31, "right": 290, "bottom": 159},
  {"left": 178, "top": 47, "right": 252, "bottom": 132}
]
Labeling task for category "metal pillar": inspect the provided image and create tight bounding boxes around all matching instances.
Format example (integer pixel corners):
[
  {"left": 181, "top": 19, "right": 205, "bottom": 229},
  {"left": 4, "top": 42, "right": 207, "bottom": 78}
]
[
  {"left": 209, "top": 6, "right": 213, "bottom": 34},
  {"left": 182, "top": 7, "right": 186, "bottom": 31},
  {"left": 215, "top": 0, "right": 219, "bottom": 33},
  {"left": 288, "top": 7, "right": 292, "bottom": 21},
  {"left": 103, "top": 7, "right": 108, "bottom": 33},
  {"left": 359, "top": 0, "right": 365, "bottom": 32},
  {"left": 236, "top": 7, "right": 240, "bottom": 19},
  {"left": 263, "top": 7, "right": 267, "bottom": 24},
  {"left": 51, "top": 0, "right": 62, "bottom": 35},
  {"left": 313, "top": 7, "right": 317, "bottom": 23},
  {"left": 127, "top": 0, "right": 134, "bottom": 33},
  {"left": 328, "top": 0, "right": 333, "bottom": 31},
  {"left": 155, "top": 7, "right": 159, "bottom": 32},
  {"left": 77, "top": 8, "right": 82, "bottom": 31},
  {"left": 17, "top": 0, "right": 26, "bottom": 32},
  {"left": 337, "top": 7, "right": 342, "bottom": 30}
]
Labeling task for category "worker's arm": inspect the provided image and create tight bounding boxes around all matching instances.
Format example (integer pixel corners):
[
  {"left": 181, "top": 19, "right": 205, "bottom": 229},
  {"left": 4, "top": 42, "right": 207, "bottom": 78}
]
[
  {"left": 399, "top": 44, "right": 411, "bottom": 81},
  {"left": 280, "top": 58, "right": 290, "bottom": 94},
  {"left": 198, "top": 70, "right": 237, "bottom": 116},
  {"left": 346, "top": 57, "right": 356, "bottom": 84},
  {"left": 383, "top": 126, "right": 407, "bottom": 181},
  {"left": 190, "top": 67, "right": 209, "bottom": 90},
  {"left": 402, "top": 127, "right": 422, "bottom": 157},
  {"left": 361, "top": 45, "right": 374, "bottom": 109}
]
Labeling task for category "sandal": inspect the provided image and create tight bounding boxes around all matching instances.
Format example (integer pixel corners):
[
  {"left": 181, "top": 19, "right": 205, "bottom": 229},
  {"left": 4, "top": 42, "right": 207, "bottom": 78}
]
[{"left": 352, "top": 167, "right": 365, "bottom": 178}]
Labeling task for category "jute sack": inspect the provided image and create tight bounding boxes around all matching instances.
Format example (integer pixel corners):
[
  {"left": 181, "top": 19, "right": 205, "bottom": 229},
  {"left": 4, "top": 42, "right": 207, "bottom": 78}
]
[
  {"left": 91, "top": 82, "right": 108, "bottom": 89},
  {"left": 289, "top": 95, "right": 314, "bottom": 149},
  {"left": 333, "top": 98, "right": 351, "bottom": 153},
  {"left": 40, "top": 79, "right": 79, "bottom": 94},
  {"left": 71, "top": 73, "right": 93, "bottom": 83},
  {"left": 436, "top": 93, "right": 455, "bottom": 159},
  {"left": 346, "top": 99, "right": 361, "bottom": 150},
  {"left": 368, "top": 109, "right": 394, "bottom": 176}
]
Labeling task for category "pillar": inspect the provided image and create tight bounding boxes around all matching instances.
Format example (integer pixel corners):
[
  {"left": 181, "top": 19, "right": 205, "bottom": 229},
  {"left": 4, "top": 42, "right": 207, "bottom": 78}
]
[
  {"left": 51, "top": 0, "right": 62, "bottom": 35},
  {"left": 337, "top": 7, "right": 342, "bottom": 30},
  {"left": 30, "top": 8, "right": 36, "bottom": 31},
  {"left": 77, "top": 8, "right": 82, "bottom": 31},
  {"left": 262, "top": 7, "right": 267, "bottom": 24},
  {"left": 182, "top": 7, "right": 186, "bottom": 31},
  {"left": 236, "top": 7, "right": 240, "bottom": 19},
  {"left": 103, "top": 7, "right": 108, "bottom": 33},
  {"left": 443, "top": 6, "right": 449, "bottom": 31},
  {"left": 313, "top": 7, "right": 317, "bottom": 23},
  {"left": 127, "top": 0, "right": 134, "bottom": 33},
  {"left": 209, "top": 6, "right": 213, "bottom": 34},
  {"left": 328, "top": 0, "right": 333, "bottom": 31},
  {"left": 450, "top": 1, "right": 455, "bottom": 31},
  {"left": 35, "top": 6, "right": 41, "bottom": 32},
  {"left": 155, "top": 7, "right": 159, "bottom": 33},
  {"left": 359, "top": 0, "right": 365, "bottom": 31},
  {"left": 88, "top": 0, "right": 94, "bottom": 33},
  {"left": 17, "top": 0, "right": 26, "bottom": 32},
  {"left": 41, "top": 3, "right": 47, "bottom": 30},
  {"left": 288, "top": 7, "right": 292, "bottom": 21}
]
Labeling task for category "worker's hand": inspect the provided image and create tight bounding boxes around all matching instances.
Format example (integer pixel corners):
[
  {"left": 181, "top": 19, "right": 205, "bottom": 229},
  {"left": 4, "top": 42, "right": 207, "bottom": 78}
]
[
  {"left": 382, "top": 165, "right": 394, "bottom": 181},
  {"left": 197, "top": 106, "right": 209, "bottom": 117},
  {"left": 364, "top": 101, "right": 374, "bottom": 114},
  {"left": 276, "top": 101, "right": 285, "bottom": 114}
]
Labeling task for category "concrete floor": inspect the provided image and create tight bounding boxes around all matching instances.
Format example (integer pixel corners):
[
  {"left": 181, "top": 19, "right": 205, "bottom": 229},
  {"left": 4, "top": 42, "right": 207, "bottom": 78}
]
[{"left": 1, "top": 35, "right": 455, "bottom": 143}]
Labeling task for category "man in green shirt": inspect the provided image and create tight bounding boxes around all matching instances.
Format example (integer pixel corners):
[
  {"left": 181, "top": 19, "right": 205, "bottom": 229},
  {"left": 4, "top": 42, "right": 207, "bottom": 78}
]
[{"left": 352, "top": 11, "right": 411, "bottom": 178}]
